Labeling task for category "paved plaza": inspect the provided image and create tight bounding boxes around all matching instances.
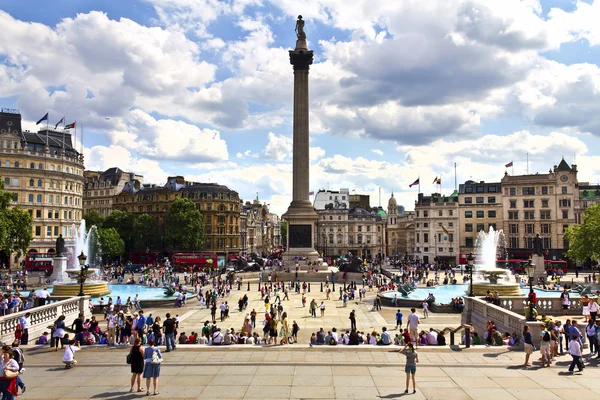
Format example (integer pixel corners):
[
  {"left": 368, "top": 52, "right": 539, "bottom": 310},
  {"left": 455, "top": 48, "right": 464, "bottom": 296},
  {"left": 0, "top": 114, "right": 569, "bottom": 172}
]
[{"left": 14, "top": 283, "right": 600, "bottom": 400}]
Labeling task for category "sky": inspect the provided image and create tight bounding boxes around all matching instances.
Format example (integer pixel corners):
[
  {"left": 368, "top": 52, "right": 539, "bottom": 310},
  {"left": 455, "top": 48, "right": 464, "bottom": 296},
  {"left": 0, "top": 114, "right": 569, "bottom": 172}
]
[{"left": 2, "top": 0, "right": 600, "bottom": 215}]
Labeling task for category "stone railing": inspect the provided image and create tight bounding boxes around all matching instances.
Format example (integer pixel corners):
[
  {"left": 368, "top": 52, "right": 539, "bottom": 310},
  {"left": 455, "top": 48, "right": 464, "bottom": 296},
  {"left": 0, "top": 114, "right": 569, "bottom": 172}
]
[
  {"left": 0, "top": 296, "right": 91, "bottom": 345},
  {"left": 462, "top": 296, "right": 542, "bottom": 347},
  {"left": 497, "top": 295, "right": 583, "bottom": 316}
]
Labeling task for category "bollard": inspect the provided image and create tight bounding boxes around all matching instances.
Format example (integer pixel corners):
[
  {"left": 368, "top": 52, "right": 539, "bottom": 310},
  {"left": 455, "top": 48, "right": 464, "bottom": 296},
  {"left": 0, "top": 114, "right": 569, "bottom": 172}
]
[
  {"left": 333, "top": 283, "right": 335, "bottom": 291},
  {"left": 247, "top": 282, "right": 250, "bottom": 291},
  {"left": 308, "top": 283, "right": 311, "bottom": 292},
  {"left": 320, "top": 283, "right": 323, "bottom": 292},
  {"left": 344, "top": 283, "right": 346, "bottom": 291},
  {"left": 450, "top": 332, "right": 455, "bottom": 346},
  {"left": 258, "top": 282, "right": 261, "bottom": 292},
  {"left": 465, "top": 328, "right": 470, "bottom": 348}
]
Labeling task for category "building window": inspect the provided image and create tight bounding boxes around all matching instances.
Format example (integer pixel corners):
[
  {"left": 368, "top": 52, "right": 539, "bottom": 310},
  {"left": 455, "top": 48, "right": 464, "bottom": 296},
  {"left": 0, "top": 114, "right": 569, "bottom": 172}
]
[
  {"left": 525, "top": 237, "right": 534, "bottom": 249},
  {"left": 543, "top": 237, "right": 551, "bottom": 249},
  {"left": 523, "top": 200, "right": 534, "bottom": 208},
  {"left": 540, "top": 210, "right": 551, "bottom": 220},
  {"left": 525, "top": 224, "right": 534, "bottom": 234},
  {"left": 465, "top": 211, "right": 472, "bottom": 218},
  {"left": 423, "top": 222, "right": 428, "bottom": 228},
  {"left": 488, "top": 196, "right": 496, "bottom": 203},
  {"left": 489, "top": 223, "right": 496, "bottom": 231},
  {"left": 449, "top": 234, "right": 454, "bottom": 242},
  {"left": 38, "top": 163, "right": 43, "bottom": 169},
  {"left": 476, "top": 186, "right": 484, "bottom": 193},
  {"left": 47, "top": 226, "right": 52, "bottom": 237},
  {"left": 438, "top": 210, "right": 442, "bottom": 217},
  {"left": 508, "top": 211, "right": 519, "bottom": 220},
  {"left": 562, "top": 210, "right": 569, "bottom": 219},
  {"left": 35, "top": 210, "right": 41, "bottom": 218},
  {"left": 449, "top": 210, "right": 453, "bottom": 216},
  {"left": 488, "top": 210, "right": 496, "bottom": 218},
  {"left": 465, "top": 186, "right": 473, "bottom": 193},
  {"left": 465, "top": 224, "right": 473, "bottom": 232},
  {"left": 476, "top": 210, "right": 484, "bottom": 218},
  {"left": 14, "top": 161, "right": 19, "bottom": 168},
  {"left": 464, "top": 197, "right": 472, "bottom": 204},
  {"left": 562, "top": 186, "right": 567, "bottom": 194},
  {"left": 424, "top": 233, "right": 429, "bottom": 243},
  {"left": 509, "top": 188, "right": 516, "bottom": 195},
  {"left": 476, "top": 223, "right": 484, "bottom": 232},
  {"left": 35, "top": 226, "right": 41, "bottom": 236},
  {"left": 476, "top": 197, "right": 484, "bottom": 204},
  {"left": 465, "top": 237, "right": 474, "bottom": 248},
  {"left": 559, "top": 199, "right": 571, "bottom": 207},
  {"left": 424, "top": 211, "right": 428, "bottom": 217},
  {"left": 510, "top": 200, "right": 516, "bottom": 208},
  {"left": 509, "top": 237, "right": 519, "bottom": 248},
  {"left": 28, "top": 194, "right": 33, "bottom": 202},
  {"left": 523, "top": 187, "right": 535, "bottom": 195},
  {"left": 541, "top": 224, "right": 551, "bottom": 234},
  {"left": 524, "top": 211, "right": 534, "bottom": 220},
  {"left": 541, "top": 200, "right": 549, "bottom": 208},
  {"left": 29, "top": 179, "right": 34, "bottom": 187},
  {"left": 541, "top": 186, "right": 548, "bottom": 195},
  {"left": 509, "top": 224, "right": 518, "bottom": 234}
]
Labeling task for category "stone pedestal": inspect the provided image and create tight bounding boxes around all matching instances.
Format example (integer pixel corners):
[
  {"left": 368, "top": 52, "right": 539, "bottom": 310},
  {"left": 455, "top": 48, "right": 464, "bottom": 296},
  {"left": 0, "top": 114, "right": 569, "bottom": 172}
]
[
  {"left": 532, "top": 254, "right": 546, "bottom": 281},
  {"left": 49, "top": 256, "right": 68, "bottom": 283},
  {"left": 282, "top": 33, "right": 319, "bottom": 262}
]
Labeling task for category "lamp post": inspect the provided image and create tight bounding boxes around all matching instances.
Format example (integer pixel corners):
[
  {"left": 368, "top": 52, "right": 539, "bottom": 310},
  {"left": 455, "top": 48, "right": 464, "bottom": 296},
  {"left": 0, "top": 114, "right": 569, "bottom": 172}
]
[
  {"left": 467, "top": 252, "right": 475, "bottom": 297},
  {"left": 77, "top": 251, "right": 89, "bottom": 297},
  {"left": 525, "top": 257, "right": 536, "bottom": 321}
]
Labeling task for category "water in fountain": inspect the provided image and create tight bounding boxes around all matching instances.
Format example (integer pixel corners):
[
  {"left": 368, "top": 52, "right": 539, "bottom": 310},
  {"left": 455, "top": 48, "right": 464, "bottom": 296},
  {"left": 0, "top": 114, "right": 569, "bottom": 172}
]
[
  {"left": 474, "top": 226, "right": 505, "bottom": 272},
  {"left": 71, "top": 219, "right": 100, "bottom": 269}
]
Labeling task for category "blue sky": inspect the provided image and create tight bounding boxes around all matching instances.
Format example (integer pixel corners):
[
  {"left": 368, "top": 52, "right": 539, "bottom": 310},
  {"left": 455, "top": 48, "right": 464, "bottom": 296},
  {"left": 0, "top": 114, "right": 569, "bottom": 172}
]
[{"left": 1, "top": 0, "right": 600, "bottom": 214}]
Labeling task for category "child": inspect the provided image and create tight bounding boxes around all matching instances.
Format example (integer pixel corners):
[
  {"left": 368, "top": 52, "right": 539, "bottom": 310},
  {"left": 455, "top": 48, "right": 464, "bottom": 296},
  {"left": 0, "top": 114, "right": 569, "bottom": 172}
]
[
  {"left": 402, "top": 329, "right": 411, "bottom": 345},
  {"left": 62, "top": 336, "right": 80, "bottom": 369},
  {"left": 400, "top": 342, "right": 419, "bottom": 394}
]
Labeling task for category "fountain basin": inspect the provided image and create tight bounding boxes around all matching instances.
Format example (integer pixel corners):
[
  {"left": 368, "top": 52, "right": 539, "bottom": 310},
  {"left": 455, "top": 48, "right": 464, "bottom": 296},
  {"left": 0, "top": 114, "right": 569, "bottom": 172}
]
[
  {"left": 471, "top": 281, "right": 522, "bottom": 296},
  {"left": 52, "top": 282, "right": 111, "bottom": 297}
]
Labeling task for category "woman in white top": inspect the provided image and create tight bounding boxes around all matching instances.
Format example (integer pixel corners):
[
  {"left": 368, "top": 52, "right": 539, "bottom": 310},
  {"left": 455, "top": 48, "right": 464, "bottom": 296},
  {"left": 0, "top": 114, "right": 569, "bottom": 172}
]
[
  {"left": 0, "top": 347, "right": 20, "bottom": 399},
  {"left": 582, "top": 295, "right": 591, "bottom": 322},
  {"left": 589, "top": 298, "right": 598, "bottom": 322}
]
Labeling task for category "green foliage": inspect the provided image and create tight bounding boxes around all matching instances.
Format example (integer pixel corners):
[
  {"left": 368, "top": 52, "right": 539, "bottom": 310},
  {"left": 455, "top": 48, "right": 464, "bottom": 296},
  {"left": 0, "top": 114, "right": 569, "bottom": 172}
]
[
  {"left": 104, "top": 210, "right": 135, "bottom": 252},
  {"left": 565, "top": 204, "right": 600, "bottom": 264},
  {"left": 97, "top": 228, "right": 125, "bottom": 260},
  {"left": 164, "top": 198, "right": 204, "bottom": 251},
  {"left": 83, "top": 210, "right": 105, "bottom": 230},
  {"left": 0, "top": 180, "right": 33, "bottom": 257},
  {"left": 133, "top": 213, "right": 160, "bottom": 250}
]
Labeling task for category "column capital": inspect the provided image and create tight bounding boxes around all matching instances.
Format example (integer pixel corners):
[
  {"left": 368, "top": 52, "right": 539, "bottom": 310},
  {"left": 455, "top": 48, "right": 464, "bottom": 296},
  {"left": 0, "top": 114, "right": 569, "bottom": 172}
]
[{"left": 289, "top": 50, "right": 314, "bottom": 71}]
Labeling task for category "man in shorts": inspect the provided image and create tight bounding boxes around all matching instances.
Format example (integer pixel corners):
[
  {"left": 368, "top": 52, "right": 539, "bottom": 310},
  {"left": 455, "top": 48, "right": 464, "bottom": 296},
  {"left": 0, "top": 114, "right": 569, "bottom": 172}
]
[{"left": 406, "top": 308, "right": 420, "bottom": 347}]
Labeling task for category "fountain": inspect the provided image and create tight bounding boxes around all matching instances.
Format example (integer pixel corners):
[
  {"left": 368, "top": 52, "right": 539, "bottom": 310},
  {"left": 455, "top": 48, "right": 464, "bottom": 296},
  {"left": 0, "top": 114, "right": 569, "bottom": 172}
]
[
  {"left": 51, "top": 220, "right": 111, "bottom": 297},
  {"left": 469, "top": 227, "right": 522, "bottom": 296}
]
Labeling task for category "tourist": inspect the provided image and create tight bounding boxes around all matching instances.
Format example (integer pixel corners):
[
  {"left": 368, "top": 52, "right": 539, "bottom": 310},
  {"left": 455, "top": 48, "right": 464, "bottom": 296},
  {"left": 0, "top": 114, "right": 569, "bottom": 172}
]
[
  {"left": 17, "top": 313, "right": 30, "bottom": 345},
  {"left": 568, "top": 334, "right": 583, "bottom": 373},
  {"left": 0, "top": 346, "right": 19, "bottom": 399},
  {"left": 426, "top": 328, "right": 438, "bottom": 345},
  {"left": 10, "top": 343, "right": 25, "bottom": 393},
  {"left": 319, "top": 301, "right": 325, "bottom": 317},
  {"left": 586, "top": 319, "right": 597, "bottom": 355},
  {"left": 309, "top": 299, "right": 316, "bottom": 317},
  {"left": 540, "top": 329, "right": 551, "bottom": 367},
  {"left": 53, "top": 315, "right": 67, "bottom": 351},
  {"left": 523, "top": 325, "right": 533, "bottom": 367},
  {"left": 212, "top": 328, "right": 224, "bottom": 345},
  {"left": 395, "top": 309, "right": 403, "bottom": 330},
  {"left": 291, "top": 320, "right": 299, "bottom": 343},
  {"left": 280, "top": 312, "right": 290, "bottom": 345},
  {"left": 400, "top": 342, "right": 418, "bottom": 394},
  {"left": 61, "top": 337, "right": 80, "bottom": 369},
  {"left": 422, "top": 301, "right": 428, "bottom": 318},
  {"left": 590, "top": 296, "right": 599, "bottom": 322},
  {"left": 268, "top": 315, "right": 278, "bottom": 344},
  {"left": 560, "top": 288, "right": 570, "bottom": 315},
  {"left": 406, "top": 308, "right": 420, "bottom": 347},
  {"left": 378, "top": 327, "right": 391, "bottom": 345},
  {"left": 316, "top": 328, "right": 326, "bottom": 345},
  {"left": 128, "top": 338, "right": 145, "bottom": 393},
  {"left": 162, "top": 313, "right": 177, "bottom": 352},
  {"left": 143, "top": 339, "right": 162, "bottom": 395}
]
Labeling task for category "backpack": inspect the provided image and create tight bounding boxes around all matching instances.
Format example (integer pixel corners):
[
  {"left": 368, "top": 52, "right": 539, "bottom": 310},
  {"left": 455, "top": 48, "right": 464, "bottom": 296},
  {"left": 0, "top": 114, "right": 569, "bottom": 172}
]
[{"left": 543, "top": 332, "right": 550, "bottom": 342}]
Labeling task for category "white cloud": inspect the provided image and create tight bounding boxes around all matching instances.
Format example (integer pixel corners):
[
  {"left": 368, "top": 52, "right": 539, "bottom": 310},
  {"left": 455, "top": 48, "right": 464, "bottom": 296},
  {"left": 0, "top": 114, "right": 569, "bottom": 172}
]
[
  {"left": 371, "top": 149, "right": 383, "bottom": 156},
  {"left": 263, "top": 132, "right": 292, "bottom": 161},
  {"left": 84, "top": 145, "right": 169, "bottom": 183}
]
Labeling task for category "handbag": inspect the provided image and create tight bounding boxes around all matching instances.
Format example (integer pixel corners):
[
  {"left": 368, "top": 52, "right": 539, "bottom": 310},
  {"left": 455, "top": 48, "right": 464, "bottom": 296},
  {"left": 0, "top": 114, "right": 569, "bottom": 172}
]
[
  {"left": 150, "top": 349, "right": 163, "bottom": 365},
  {"left": 126, "top": 353, "right": 132, "bottom": 364},
  {"left": 3, "top": 369, "right": 19, "bottom": 379}
]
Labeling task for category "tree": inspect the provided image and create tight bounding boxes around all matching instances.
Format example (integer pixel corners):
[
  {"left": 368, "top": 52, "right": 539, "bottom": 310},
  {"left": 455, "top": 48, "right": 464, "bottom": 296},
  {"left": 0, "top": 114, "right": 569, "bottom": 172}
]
[
  {"left": 83, "top": 210, "right": 105, "bottom": 230},
  {"left": 104, "top": 210, "right": 135, "bottom": 252},
  {"left": 565, "top": 204, "right": 600, "bottom": 264},
  {"left": 164, "top": 198, "right": 204, "bottom": 251},
  {"left": 280, "top": 221, "right": 287, "bottom": 248},
  {"left": 97, "top": 228, "right": 125, "bottom": 262},
  {"left": 133, "top": 213, "right": 160, "bottom": 250},
  {"left": 0, "top": 180, "right": 33, "bottom": 258}
]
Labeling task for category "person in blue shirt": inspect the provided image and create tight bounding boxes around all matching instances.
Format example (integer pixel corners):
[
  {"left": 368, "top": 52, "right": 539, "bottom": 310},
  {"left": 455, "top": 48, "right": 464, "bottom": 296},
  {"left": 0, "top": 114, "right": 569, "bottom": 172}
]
[
  {"left": 137, "top": 310, "right": 147, "bottom": 340},
  {"left": 523, "top": 325, "right": 533, "bottom": 367},
  {"left": 396, "top": 310, "right": 403, "bottom": 329}
]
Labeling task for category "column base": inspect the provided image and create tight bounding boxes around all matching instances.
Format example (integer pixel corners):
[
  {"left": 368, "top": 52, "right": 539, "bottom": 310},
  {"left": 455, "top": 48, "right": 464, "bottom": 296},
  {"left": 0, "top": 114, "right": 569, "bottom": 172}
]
[{"left": 282, "top": 203, "right": 319, "bottom": 262}]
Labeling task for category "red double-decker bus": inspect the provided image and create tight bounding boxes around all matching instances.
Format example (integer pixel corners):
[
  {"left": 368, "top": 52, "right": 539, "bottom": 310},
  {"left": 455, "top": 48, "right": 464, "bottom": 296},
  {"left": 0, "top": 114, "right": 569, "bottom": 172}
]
[
  {"left": 171, "top": 253, "right": 217, "bottom": 272},
  {"left": 496, "top": 259, "right": 568, "bottom": 275},
  {"left": 24, "top": 252, "right": 54, "bottom": 272}
]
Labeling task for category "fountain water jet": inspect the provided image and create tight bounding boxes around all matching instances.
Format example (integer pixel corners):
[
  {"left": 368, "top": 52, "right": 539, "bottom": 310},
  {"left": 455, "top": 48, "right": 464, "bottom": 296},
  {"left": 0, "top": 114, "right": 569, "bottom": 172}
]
[
  {"left": 51, "top": 219, "right": 111, "bottom": 297},
  {"left": 470, "top": 226, "right": 522, "bottom": 296}
]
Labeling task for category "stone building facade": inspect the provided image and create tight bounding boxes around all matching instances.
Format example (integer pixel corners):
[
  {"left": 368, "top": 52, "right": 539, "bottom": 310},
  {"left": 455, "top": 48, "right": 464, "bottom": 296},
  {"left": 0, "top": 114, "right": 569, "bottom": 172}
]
[
  {"left": 114, "top": 176, "right": 241, "bottom": 256},
  {"left": 0, "top": 110, "right": 84, "bottom": 266},
  {"left": 500, "top": 159, "right": 577, "bottom": 260},
  {"left": 414, "top": 192, "right": 459, "bottom": 265},
  {"left": 84, "top": 168, "right": 143, "bottom": 217}
]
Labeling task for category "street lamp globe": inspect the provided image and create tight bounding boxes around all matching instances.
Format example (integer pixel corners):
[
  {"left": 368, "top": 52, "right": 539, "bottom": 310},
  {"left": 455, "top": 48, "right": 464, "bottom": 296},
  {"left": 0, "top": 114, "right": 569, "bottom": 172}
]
[
  {"left": 525, "top": 257, "right": 536, "bottom": 279},
  {"left": 77, "top": 251, "right": 87, "bottom": 267}
]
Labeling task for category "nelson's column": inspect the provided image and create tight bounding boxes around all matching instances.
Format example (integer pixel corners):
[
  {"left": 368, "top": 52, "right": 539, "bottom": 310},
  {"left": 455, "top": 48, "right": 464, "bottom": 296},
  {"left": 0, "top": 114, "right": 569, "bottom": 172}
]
[{"left": 282, "top": 15, "right": 319, "bottom": 262}]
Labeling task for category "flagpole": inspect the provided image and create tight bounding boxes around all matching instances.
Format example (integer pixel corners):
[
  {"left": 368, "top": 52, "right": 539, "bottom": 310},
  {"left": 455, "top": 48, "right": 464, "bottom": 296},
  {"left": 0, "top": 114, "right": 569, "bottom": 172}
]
[
  {"left": 512, "top": 164, "right": 514, "bottom": 176},
  {"left": 526, "top": 153, "right": 529, "bottom": 174},
  {"left": 454, "top": 162, "right": 457, "bottom": 191},
  {"left": 81, "top": 124, "right": 84, "bottom": 155},
  {"left": 46, "top": 115, "right": 49, "bottom": 147}
]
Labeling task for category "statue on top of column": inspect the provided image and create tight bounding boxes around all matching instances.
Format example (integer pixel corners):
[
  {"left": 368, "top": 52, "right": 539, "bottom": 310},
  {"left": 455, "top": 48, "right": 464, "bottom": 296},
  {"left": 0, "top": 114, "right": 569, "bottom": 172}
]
[
  {"left": 533, "top": 233, "right": 543, "bottom": 256},
  {"left": 56, "top": 234, "right": 66, "bottom": 257},
  {"left": 295, "top": 15, "right": 306, "bottom": 40}
]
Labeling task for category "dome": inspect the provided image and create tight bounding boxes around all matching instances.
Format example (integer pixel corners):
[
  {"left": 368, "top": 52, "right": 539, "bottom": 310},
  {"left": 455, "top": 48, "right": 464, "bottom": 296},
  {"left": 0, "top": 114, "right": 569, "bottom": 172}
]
[{"left": 388, "top": 192, "right": 397, "bottom": 209}]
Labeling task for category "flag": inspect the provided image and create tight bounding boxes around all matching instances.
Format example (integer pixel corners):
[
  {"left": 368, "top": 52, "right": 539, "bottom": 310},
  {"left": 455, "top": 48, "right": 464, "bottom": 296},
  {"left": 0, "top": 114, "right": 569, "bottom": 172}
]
[
  {"left": 432, "top": 176, "right": 438, "bottom": 184},
  {"left": 54, "top": 116, "right": 64, "bottom": 129},
  {"left": 505, "top": 161, "right": 513, "bottom": 168},
  {"left": 436, "top": 178, "right": 441, "bottom": 185},
  {"left": 409, "top": 178, "right": 420, "bottom": 188},
  {"left": 309, "top": 191, "right": 314, "bottom": 195},
  {"left": 442, "top": 226, "right": 449, "bottom": 235},
  {"left": 36, "top": 112, "right": 48, "bottom": 125},
  {"left": 64, "top": 122, "right": 76, "bottom": 129}
]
